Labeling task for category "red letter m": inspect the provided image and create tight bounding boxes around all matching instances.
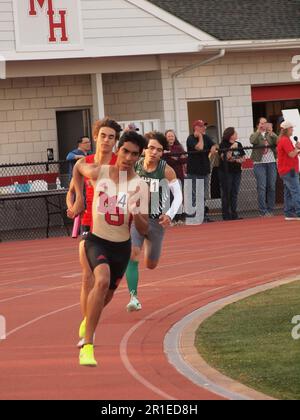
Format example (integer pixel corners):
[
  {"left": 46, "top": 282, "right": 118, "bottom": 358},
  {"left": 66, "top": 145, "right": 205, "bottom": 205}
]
[
  {"left": 29, "top": 0, "right": 49, "bottom": 15},
  {"left": 29, "top": 0, "right": 68, "bottom": 43}
]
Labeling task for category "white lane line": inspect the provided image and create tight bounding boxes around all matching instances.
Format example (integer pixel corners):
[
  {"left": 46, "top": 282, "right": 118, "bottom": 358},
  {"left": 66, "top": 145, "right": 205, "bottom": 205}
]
[
  {"left": 164, "top": 276, "right": 299, "bottom": 401},
  {"left": 2, "top": 247, "right": 300, "bottom": 304},
  {"left": 164, "top": 310, "right": 249, "bottom": 401},
  {"left": 0, "top": 270, "right": 80, "bottom": 287},
  {"left": 0, "top": 282, "right": 79, "bottom": 304},
  {"left": 2, "top": 231, "right": 300, "bottom": 287},
  {"left": 5, "top": 303, "right": 79, "bottom": 338},
  {"left": 120, "top": 267, "right": 300, "bottom": 401},
  {"left": 3, "top": 266, "right": 299, "bottom": 399},
  {"left": 119, "top": 286, "right": 225, "bottom": 401},
  {"left": 61, "top": 273, "right": 81, "bottom": 279}
]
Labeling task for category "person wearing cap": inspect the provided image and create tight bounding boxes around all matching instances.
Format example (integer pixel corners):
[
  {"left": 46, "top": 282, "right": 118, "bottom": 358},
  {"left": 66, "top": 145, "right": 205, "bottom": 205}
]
[
  {"left": 277, "top": 121, "right": 300, "bottom": 220},
  {"left": 186, "top": 120, "right": 218, "bottom": 222},
  {"left": 250, "top": 117, "right": 278, "bottom": 217}
]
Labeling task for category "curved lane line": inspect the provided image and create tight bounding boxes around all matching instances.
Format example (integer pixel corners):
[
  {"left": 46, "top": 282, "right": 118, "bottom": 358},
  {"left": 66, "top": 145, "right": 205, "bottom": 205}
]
[
  {"left": 164, "top": 277, "right": 299, "bottom": 401},
  {"left": 119, "top": 287, "right": 225, "bottom": 400}
]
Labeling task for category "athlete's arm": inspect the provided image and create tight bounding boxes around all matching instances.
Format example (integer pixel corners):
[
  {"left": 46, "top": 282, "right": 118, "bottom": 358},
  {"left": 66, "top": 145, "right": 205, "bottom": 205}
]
[
  {"left": 133, "top": 214, "right": 148, "bottom": 236},
  {"left": 165, "top": 164, "right": 177, "bottom": 183},
  {"left": 74, "top": 159, "right": 100, "bottom": 181},
  {"left": 129, "top": 179, "right": 149, "bottom": 235},
  {"left": 160, "top": 165, "right": 183, "bottom": 227},
  {"left": 69, "top": 159, "right": 101, "bottom": 218},
  {"left": 130, "top": 184, "right": 149, "bottom": 235},
  {"left": 66, "top": 178, "right": 75, "bottom": 211}
]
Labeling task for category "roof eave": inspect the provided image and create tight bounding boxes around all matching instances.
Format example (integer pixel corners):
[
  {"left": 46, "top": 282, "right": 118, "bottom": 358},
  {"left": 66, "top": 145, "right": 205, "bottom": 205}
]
[{"left": 202, "top": 39, "right": 300, "bottom": 52}]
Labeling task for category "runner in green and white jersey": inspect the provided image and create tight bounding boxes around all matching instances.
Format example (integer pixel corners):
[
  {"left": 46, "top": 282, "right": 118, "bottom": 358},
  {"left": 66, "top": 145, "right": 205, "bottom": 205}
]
[{"left": 125, "top": 131, "right": 183, "bottom": 311}]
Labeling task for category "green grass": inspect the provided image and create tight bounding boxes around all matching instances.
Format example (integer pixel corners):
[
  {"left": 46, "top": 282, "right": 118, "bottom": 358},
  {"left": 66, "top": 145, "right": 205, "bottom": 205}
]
[{"left": 195, "top": 281, "right": 300, "bottom": 400}]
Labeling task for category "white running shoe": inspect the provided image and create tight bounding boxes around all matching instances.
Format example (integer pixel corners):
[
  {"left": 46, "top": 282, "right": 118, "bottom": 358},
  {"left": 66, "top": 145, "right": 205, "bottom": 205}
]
[{"left": 126, "top": 292, "right": 142, "bottom": 312}]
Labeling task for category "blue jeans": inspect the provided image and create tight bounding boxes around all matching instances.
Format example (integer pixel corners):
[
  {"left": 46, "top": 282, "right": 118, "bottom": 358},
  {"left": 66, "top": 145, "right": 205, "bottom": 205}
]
[
  {"left": 253, "top": 163, "right": 277, "bottom": 215},
  {"left": 281, "top": 170, "right": 300, "bottom": 217}
]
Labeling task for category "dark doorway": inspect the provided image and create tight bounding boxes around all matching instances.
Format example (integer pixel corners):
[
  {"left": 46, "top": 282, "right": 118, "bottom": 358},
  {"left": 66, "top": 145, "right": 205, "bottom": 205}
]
[
  {"left": 187, "top": 100, "right": 222, "bottom": 144},
  {"left": 252, "top": 100, "right": 300, "bottom": 133},
  {"left": 56, "top": 109, "right": 92, "bottom": 161}
]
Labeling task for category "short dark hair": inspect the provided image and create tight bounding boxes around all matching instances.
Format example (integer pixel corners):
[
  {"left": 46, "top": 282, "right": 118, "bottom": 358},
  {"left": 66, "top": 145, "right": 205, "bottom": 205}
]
[
  {"left": 93, "top": 117, "right": 122, "bottom": 141},
  {"left": 118, "top": 131, "right": 146, "bottom": 155},
  {"left": 222, "top": 127, "right": 235, "bottom": 143},
  {"left": 145, "top": 131, "right": 169, "bottom": 151},
  {"left": 77, "top": 136, "right": 89, "bottom": 145},
  {"left": 256, "top": 117, "right": 267, "bottom": 127}
]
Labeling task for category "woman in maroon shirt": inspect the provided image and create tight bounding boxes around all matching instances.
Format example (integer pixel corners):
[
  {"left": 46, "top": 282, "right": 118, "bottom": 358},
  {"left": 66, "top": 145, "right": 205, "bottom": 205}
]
[
  {"left": 164, "top": 130, "right": 187, "bottom": 224},
  {"left": 164, "top": 130, "right": 187, "bottom": 181}
]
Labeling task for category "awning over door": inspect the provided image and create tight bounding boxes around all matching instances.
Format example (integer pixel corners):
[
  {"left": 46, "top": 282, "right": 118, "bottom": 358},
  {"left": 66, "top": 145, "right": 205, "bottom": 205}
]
[{"left": 252, "top": 84, "right": 300, "bottom": 102}]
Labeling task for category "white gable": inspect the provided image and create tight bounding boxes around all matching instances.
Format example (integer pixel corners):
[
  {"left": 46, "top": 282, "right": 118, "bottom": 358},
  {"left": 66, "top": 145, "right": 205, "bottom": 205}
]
[
  {"left": 0, "top": 1, "right": 14, "bottom": 52},
  {"left": 0, "top": 0, "right": 216, "bottom": 61}
]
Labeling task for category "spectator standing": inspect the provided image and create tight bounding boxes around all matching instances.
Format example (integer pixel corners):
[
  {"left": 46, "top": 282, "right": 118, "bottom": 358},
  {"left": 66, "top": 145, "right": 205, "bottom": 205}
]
[
  {"left": 164, "top": 129, "right": 187, "bottom": 224},
  {"left": 250, "top": 117, "right": 278, "bottom": 216},
  {"left": 66, "top": 137, "right": 91, "bottom": 180},
  {"left": 219, "top": 127, "right": 246, "bottom": 220},
  {"left": 277, "top": 121, "right": 300, "bottom": 220},
  {"left": 164, "top": 130, "right": 186, "bottom": 182},
  {"left": 186, "top": 120, "right": 218, "bottom": 222}
]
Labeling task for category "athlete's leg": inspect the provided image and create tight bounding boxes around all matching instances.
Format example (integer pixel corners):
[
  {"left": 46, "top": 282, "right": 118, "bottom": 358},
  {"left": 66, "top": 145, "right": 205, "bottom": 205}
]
[
  {"left": 85, "top": 264, "right": 110, "bottom": 344},
  {"left": 79, "top": 240, "right": 94, "bottom": 318},
  {"left": 78, "top": 241, "right": 114, "bottom": 347},
  {"left": 104, "top": 289, "right": 115, "bottom": 306},
  {"left": 126, "top": 247, "right": 142, "bottom": 311},
  {"left": 126, "top": 246, "right": 142, "bottom": 296},
  {"left": 80, "top": 262, "right": 110, "bottom": 367},
  {"left": 144, "top": 239, "right": 159, "bottom": 270},
  {"left": 144, "top": 219, "right": 165, "bottom": 270},
  {"left": 126, "top": 223, "right": 144, "bottom": 298}
]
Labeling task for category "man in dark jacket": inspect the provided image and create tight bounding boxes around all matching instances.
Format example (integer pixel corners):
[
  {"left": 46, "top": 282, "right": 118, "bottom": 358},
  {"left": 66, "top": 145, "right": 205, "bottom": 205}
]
[{"left": 186, "top": 120, "right": 218, "bottom": 222}]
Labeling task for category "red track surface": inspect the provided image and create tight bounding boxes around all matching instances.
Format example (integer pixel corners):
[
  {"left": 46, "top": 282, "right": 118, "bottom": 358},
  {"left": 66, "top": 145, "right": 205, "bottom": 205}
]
[{"left": 0, "top": 217, "right": 300, "bottom": 400}]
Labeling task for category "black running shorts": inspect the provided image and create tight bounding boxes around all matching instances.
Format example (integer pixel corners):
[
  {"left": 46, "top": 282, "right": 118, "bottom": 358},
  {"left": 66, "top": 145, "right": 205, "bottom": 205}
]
[
  {"left": 80, "top": 224, "right": 90, "bottom": 240},
  {"left": 84, "top": 233, "right": 131, "bottom": 290}
]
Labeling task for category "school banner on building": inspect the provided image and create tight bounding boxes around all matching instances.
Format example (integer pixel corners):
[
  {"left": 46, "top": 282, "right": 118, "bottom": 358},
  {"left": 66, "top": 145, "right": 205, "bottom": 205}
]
[{"left": 13, "top": 0, "right": 83, "bottom": 52}]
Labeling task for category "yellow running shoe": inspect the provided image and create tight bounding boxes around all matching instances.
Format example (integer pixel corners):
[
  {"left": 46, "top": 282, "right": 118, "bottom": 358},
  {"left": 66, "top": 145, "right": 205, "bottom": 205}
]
[
  {"left": 77, "top": 318, "right": 96, "bottom": 348},
  {"left": 79, "top": 344, "right": 97, "bottom": 367},
  {"left": 79, "top": 318, "right": 86, "bottom": 339}
]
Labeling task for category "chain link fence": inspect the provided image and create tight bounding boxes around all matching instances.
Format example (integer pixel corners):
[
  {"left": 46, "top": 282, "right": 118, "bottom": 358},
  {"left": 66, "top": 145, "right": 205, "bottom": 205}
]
[
  {"left": 0, "top": 160, "right": 72, "bottom": 242},
  {"left": 0, "top": 146, "right": 285, "bottom": 241},
  {"left": 199, "top": 145, "right": 284, "bottom": 222}
]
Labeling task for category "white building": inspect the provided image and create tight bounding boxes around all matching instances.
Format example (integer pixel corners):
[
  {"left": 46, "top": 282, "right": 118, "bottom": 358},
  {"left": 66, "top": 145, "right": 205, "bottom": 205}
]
[{"left": 0, "top": 0, "right": 300, "bottom": 164}]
